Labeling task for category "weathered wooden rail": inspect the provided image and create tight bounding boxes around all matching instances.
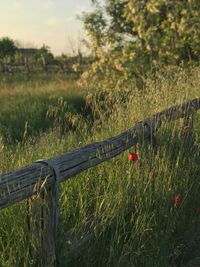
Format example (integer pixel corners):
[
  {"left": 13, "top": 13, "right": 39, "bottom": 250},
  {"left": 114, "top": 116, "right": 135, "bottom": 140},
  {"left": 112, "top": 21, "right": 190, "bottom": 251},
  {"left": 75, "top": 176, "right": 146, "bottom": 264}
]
[{"left": 0, "top": 97, "right": 200, "bottom": 266}]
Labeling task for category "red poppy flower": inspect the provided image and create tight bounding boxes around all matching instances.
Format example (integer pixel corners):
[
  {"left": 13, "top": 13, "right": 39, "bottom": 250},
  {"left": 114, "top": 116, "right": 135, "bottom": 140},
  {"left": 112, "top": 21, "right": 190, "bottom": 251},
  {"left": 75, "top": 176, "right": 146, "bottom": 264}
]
[
  {"left": 173, "top": 195, "right": 181, "bottom": 208},
  {"left": 128, "top": 153, "right": 139, "bottom": 161},
  {"left": 197, "top": 208, "right": 200, "bottom": 213}
]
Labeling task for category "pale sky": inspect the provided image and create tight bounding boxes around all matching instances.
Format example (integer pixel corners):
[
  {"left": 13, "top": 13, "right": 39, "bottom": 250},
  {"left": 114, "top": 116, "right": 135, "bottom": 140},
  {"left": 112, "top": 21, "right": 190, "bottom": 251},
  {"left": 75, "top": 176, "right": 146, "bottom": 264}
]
[{"left": 0, "top": 0, "right": 94, "bottom": 55}]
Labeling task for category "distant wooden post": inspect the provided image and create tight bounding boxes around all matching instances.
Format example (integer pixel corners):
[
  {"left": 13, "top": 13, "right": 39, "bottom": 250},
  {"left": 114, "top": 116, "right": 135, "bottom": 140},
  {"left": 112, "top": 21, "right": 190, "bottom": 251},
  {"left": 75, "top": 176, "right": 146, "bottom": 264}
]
[
  {"left": 144, "top": 121, "right": 158, "bottom": 154},
  {"left": 180, "top": 112, "right": 195, "bottom": 152}
]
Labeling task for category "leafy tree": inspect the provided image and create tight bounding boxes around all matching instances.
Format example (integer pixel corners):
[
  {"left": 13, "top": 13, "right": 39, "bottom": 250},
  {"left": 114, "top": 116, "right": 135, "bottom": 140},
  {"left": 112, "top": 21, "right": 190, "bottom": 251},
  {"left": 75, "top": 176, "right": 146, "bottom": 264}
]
[
  {"left": 35, "top": 45, "right": 54, "bottom": 66},
  {"left": 81, "top": 0, "right": 200, "bottom": 89},
  {"left": 123, "top": 0, "right": 200, "bottom": 63},
  {"left": 0, "top": 37, "right": 17, "bottom": 61}
]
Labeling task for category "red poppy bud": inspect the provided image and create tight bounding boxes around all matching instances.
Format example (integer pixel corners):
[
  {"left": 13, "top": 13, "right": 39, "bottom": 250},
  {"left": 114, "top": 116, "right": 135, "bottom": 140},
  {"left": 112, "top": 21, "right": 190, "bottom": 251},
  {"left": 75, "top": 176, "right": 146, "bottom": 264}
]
[
  {"left": 173, "top": 195, "right": 181, "bottom": 208},
  {"left": 128, "top": 153, "right": 139, "bottom": 161},
  {"left": 149, "top": 170, "right": 157, "bottom": 179},
  {"left": 181, "top": 124, "right": 193, "bottom": 132}
]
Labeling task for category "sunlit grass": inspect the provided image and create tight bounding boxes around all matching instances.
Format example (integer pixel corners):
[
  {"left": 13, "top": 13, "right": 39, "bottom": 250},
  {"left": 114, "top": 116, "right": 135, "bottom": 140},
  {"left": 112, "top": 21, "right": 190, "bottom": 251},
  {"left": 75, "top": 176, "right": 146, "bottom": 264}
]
[
  {"left": 0, "top": 67, "right": 200, "bottom": 266},
  {"left": 0, "top": 75, "right": 88, "bottom": 143}
]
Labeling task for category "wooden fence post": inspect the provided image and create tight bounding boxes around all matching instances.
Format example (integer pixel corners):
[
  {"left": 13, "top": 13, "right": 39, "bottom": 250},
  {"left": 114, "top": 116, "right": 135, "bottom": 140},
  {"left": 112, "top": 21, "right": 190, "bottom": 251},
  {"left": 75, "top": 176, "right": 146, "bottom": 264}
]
[
  {"left": 180, "top": 112, "right": 195, "bottom": 152},
  {"left": 142, "top": 121, "right": 158, "bottom": 155},
  {"left": 40, "top": 185, "right": 57, "bottom": 266},
  {"left": 27, "top": 160, "right": 60, "bottom": 267}
]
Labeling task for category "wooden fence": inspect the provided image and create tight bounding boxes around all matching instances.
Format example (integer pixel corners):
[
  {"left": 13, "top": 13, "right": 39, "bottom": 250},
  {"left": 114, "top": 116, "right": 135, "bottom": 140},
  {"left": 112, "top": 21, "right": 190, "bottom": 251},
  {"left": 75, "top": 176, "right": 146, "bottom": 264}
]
[{"left": 0, "top": 97, "right": 200, "bottom": 266}]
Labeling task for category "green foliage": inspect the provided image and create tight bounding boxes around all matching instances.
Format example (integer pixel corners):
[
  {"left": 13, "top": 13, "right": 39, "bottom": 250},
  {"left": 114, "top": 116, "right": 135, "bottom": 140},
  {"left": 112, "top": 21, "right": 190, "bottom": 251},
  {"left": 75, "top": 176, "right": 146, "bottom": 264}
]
[
  {"left": 35, "top": 45, "right": 54, "bottom": 66},
  {"left": 0, "top": 76, "right": 87, "bottom": 143},
  {"left": 81, "top": 0, "right": 200, "bottom": 89},
  {"left": 0, "top": 37, "right": 17, "bottom": 60},
  {"left": 124, "top": 0, "right": 200, "bottom": 63}
]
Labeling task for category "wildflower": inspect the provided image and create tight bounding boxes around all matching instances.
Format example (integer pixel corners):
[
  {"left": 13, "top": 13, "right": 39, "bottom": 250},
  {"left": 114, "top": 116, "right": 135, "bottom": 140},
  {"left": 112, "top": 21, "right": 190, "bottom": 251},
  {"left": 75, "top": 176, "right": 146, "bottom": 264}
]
[
  {"left": 173, "top": 195, "right": 181, "bottom": 208},
  {"left": 128, "top": 153, "right": 139, "bottom": 161},
  {"left": 197, "top": 208, "right": 200, "bottom": 213}
]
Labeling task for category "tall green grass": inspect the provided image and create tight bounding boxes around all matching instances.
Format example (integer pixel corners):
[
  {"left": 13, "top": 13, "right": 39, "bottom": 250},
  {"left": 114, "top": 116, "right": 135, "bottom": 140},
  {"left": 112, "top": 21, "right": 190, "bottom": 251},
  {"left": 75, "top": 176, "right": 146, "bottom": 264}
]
[
  {"left": 0, "top": 76, "right": 89, "bottom": 143},
  {"left": 0, "top": 66, "right": 200, "bottom": 266}
]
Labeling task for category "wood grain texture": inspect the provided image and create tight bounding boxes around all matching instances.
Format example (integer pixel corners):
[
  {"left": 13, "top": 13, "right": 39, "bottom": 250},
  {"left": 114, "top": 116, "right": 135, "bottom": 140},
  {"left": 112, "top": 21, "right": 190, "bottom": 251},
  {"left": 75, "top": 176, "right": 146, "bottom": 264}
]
[{"left": 0, "top": 97, "right": 199, "bottom": 209}]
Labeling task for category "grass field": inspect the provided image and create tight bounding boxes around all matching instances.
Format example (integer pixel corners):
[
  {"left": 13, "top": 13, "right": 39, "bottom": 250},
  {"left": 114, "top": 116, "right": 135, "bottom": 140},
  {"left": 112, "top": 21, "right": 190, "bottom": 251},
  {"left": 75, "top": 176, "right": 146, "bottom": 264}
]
[{"left": 0, "top": 67, "right": 200, "bottom": 267}]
